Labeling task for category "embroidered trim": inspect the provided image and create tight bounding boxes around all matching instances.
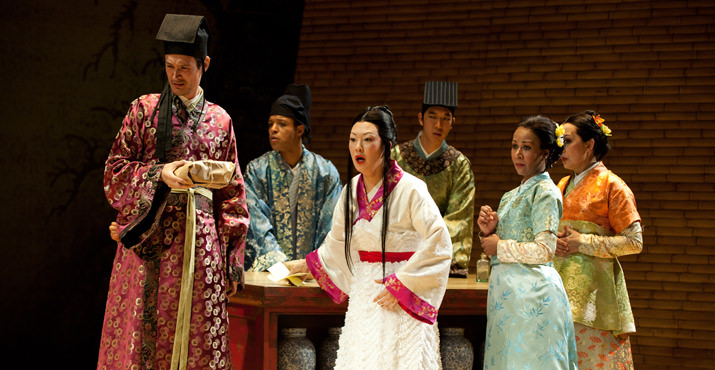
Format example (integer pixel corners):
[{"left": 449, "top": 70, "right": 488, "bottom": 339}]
[
  {"left": 398, "top": 141, "right": 460, "bottom": 176},
  {"left": 383, "top": 274, "right": 437, "bottom": 325},
  {"left": 141, "top": 258, "right": 160, "bottom": 369},
  {"left": 358, "top": 251, "right": 414, "bottom": 263},
  {"left": 354, "top": 160, "right": 404, "bottom": 224},
  {"left": 306, "top": 250, "right": 348, "bottom": 304}
]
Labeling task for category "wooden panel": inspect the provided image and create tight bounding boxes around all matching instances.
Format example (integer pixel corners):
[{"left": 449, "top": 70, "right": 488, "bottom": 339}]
[{"left": 229, "top": 272, "right": 488, "bottom": 369}]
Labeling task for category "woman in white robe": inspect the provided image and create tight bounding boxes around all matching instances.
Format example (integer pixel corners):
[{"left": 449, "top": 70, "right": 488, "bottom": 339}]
[{"left": 292, "top": 106, "right": 452, "bottom": 370}]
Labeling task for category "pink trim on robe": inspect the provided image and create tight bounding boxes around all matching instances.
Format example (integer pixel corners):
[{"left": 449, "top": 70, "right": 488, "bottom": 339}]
[
  {"left": 354, "top": 160, "right": 404, "bottom": 224},
  {"left": 306, "top": 250, "right": 348, "bottom": 304},
  {"left": 383, "top": 274, "right": 438, "bottom": 325}
]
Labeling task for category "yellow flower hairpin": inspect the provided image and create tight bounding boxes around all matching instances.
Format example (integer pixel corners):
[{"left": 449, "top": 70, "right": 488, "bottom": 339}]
[
  {"left": 555, "top": 124, "right": 565, "bottom": 147},
  {"left": 592, "top": 114, "right": 612, "bottom": 136}
]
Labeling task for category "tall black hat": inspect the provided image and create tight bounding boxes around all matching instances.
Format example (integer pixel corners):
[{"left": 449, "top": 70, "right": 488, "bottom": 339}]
[
  {"left": 155, "top": 14, "right": 210, "bottom": 60},
  {"left": 422, "top": 81, "right": 458, "bottom": 115},
  {"left": 270, "top": 84, "right": 312, "bottom": 144}
]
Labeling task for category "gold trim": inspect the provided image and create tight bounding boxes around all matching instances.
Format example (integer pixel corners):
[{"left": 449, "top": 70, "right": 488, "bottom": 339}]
[{"left": 169, "top": 187, "right": 213, "bottom": 370}]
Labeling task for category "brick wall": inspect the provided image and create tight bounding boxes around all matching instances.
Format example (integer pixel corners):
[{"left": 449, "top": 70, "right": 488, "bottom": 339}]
[{"left": 293, "top": 0, "right": 715, "bottom": 368}]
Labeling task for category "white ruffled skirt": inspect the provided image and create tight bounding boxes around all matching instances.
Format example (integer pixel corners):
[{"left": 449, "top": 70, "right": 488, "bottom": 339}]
[{"left": 334, "top": 260, "right": 442, "bottom": 370}]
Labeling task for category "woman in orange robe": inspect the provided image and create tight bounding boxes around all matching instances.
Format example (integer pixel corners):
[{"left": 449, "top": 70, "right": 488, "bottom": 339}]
[{"left": 554, "top": 110, "right": 643, "bottom": 370}]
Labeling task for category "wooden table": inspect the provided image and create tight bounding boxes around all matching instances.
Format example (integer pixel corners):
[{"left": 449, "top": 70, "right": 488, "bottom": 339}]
[{"left": 228, "top": 272, "right": 488, "bottom": 369}]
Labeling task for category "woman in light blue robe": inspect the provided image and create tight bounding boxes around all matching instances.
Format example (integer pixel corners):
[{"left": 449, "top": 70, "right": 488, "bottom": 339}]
[{"left": 478, "top": 116, "right": 577, "bottom": 369}]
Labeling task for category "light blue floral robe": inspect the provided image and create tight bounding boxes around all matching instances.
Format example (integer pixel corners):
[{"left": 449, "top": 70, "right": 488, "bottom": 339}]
[
  {"left": 484, "top": 172, "right": 577, "bottom": 370},
  {"left": 244, "top": 147, "right": 341, "bottom": 271}
]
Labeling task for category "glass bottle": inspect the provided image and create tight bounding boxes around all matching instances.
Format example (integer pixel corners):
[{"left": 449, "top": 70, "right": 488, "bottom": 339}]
[{"left": 476, "top": 253, "right": 490, "bottom": 282}]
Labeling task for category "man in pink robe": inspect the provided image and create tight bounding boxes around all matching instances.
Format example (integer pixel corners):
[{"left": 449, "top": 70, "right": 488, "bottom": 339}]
[{"left": 98, "top": 14, "right": 249, "bottom": 370}]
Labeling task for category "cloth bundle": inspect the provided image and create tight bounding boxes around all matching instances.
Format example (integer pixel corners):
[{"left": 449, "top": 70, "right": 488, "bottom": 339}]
[{"left": 174, "top": 160, "right": 236, "bottom": 189}]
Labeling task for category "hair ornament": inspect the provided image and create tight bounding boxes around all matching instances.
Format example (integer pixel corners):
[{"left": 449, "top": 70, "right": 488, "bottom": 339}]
[
  {"left": 378, "top": 105, "right": 393, "bottom": 116},
  {"left": 555, "top": 123, "right": 565, "bottom": 147},
  {"left": 593, "top": 114, "right": 612, "bottom": 136}
]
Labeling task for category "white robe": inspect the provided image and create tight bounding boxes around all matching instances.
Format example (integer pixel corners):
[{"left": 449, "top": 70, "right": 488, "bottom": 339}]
[{"left": 308, "top": 168, "right": 452, "bottom": 370}]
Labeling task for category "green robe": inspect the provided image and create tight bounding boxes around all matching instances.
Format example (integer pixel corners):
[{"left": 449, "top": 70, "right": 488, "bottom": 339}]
[{"left": 391, "top": 135, "right": 475, "bottom": 273}]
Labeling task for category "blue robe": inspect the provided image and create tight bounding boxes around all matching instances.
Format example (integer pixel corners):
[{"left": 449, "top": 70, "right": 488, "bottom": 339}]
[
  {"left": 244, "top": 147, "right": 341, "bottom": 271},
  {"left": 484, "top": 172, "right": 577, "bottom": 370}
]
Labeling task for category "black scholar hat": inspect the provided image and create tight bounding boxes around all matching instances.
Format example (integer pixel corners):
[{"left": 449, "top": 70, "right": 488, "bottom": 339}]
[{"left": 155, "top": 14, "right": 210, "bottom": 60}]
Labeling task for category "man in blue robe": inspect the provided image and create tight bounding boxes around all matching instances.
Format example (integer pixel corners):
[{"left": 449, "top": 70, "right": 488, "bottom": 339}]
[{"left": 244, "top": 84, "right": 341, "bottom": 271}]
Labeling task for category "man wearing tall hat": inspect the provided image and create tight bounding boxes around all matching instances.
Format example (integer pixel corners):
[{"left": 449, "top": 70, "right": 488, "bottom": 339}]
[
  {"left": 243, "top": 84, "right": 341, "bottom": 271},
  {"left": 98, "top": 14, "right": 249, "bottom": 370},
  {"left": 392, "top": 81, "right": 475, "bottom": 277}
]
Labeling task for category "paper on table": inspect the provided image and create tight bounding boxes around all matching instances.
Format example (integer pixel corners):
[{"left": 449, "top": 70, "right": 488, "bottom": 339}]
[{"left": 267, "top": 262, "right": 309, "bottom": 286}]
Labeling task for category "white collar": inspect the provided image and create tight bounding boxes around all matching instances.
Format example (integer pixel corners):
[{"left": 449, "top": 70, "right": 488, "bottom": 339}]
[
  {"left": 574, "top": 161, "right": 600, "bottom": 185},
  {"left": 179, "top": 87, "right": 204, "bottom": 111},
  {"left": 291, "top": 161, "right": 302, "bottom": 174}
]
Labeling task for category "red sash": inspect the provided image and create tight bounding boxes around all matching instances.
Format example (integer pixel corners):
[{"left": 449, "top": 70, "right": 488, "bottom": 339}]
[{"left": 358, "top": 251, "right": 414, "bottom": 263}]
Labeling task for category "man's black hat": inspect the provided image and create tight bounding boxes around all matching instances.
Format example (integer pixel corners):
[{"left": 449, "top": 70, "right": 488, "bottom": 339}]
[
  {"left": 155, "top": 14, "right": 210, "bottom": 60},
  {"left": 270, "top": 84, "right": 312, "bottom": 144},
  {"left": 422, "top": 81, "right": 458, "bottom": 115}
]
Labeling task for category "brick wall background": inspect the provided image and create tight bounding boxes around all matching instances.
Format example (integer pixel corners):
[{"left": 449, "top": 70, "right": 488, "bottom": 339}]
[{"left": 292, "top": 0, "right": 715, "bottom": 368}]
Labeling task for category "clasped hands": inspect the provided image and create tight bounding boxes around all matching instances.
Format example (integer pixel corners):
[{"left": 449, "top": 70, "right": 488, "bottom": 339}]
[
  {"left": 555, "top": 226, "right": 581, "bottom": 257},
  {"left": 478, "top": 205, "right": 582, "bottom": 258}
]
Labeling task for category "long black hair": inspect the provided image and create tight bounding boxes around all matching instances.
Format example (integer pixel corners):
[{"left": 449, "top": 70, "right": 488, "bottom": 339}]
[
  {"left": 517, "top": 115, "right": 564, "bottom": 170},
  {"left": 344, "top": 106, "right": 397, "bottom": 279},
  {"left": 562, "top": 110, "right": 611, "bottom": 161}
]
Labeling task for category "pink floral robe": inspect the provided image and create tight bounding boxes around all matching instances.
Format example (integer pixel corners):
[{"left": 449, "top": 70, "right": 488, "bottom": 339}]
[{"left": 98, "top": 93, "right": 249, "bottom": 370}]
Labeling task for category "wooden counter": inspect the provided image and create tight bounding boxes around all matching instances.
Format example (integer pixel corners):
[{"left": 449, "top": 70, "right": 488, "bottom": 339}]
[{"left": 228, "top": 272, "right": 488, "bottom": 369}]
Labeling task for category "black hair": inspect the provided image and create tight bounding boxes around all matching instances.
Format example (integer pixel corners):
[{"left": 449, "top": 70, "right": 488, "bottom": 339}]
[
  {"left": 195, "top": 57, "right": 207, "bottom": 73},
  {"left": 516, "top": 115, "right": 564, "bottom": 170},
  {"left": 562, "top": 110, "right": 611, "bottom": 161},
  {"left": 344, "top": 106, "right": 397, "bottom": 279}
]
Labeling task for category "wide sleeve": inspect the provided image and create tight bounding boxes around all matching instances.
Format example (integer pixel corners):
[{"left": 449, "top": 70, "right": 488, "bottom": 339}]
[
  {"left": 244, "top": 160, "right": 287, "bottom": 271},
  {"left": 312, "top": 162, "right": 342, "bottom": 250},
  {"left": 578, "top": 221, "right": 643, "bottom": 258},
  {"left": 496, "top": 182, "right": 561, "bottom": 265},
  {"left": 213, "top": 120, "right": 250, "bottom": 287},
  {"left": 104, "top": 96, "right": 168, "bottom": 253},
  {"left": 444, "top": 157, "right": 476, "bottom": 272},
  {"left": 384, "top": 181, "right": 452, "bottom": 325},
  {"left": 307, "top": 185, "right": 352, "bottom": 304}
]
